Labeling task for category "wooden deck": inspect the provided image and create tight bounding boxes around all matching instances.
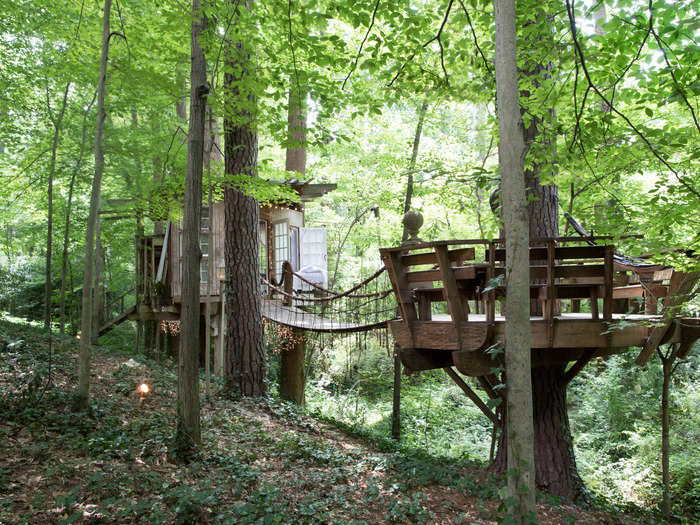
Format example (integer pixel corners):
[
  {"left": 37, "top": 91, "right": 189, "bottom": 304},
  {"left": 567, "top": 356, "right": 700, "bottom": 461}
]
[{"left": 380, "top": 238, "right": 700, "bottom": 376}]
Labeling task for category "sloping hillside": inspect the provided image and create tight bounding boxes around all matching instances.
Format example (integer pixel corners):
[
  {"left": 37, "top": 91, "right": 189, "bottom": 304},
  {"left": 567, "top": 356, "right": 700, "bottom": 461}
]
[{"left": 1, "top": 317, "right": 629, "bottom": 524}]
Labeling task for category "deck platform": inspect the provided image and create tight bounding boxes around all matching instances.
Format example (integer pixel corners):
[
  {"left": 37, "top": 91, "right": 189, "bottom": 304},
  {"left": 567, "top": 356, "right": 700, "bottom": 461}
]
[{"left": 380, "top": 238, "right": 700, "bottom": 377}]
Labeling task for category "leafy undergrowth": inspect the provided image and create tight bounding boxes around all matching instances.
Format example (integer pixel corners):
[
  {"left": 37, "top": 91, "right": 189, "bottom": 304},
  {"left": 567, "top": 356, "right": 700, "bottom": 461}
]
[{"left": 0, "top": 318, "right": 642, "bottom": 524}]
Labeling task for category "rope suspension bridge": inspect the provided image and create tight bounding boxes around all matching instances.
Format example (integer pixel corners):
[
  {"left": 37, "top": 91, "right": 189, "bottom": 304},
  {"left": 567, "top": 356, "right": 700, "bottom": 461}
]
[{"left": 261, "top": 262, "right": 398, "bottom": 333}]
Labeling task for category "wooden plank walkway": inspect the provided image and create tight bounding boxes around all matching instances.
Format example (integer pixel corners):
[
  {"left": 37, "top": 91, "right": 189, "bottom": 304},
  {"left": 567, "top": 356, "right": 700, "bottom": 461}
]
[{"left": 261, "top": 299, "right": 390, "bottom": 333}]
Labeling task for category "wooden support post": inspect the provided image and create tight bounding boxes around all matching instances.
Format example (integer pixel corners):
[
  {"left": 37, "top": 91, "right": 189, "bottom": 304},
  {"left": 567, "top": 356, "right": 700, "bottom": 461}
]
[
  {"left": 444, "top": 367, "right": 498, "bottom": 425},
  {"left": 486, "top": 241, "right": 496, "bottom": 323},
  {"left": 385, "top": 252, "right": 418, "bottom": 345},
  {"left": 436, "top": 245, "right": 467, "bottom": 349},
  {"left": 391, "top": 344, "right": 401, "bottom": 440},
  {"left": 603, "top": 245, "right": 614, "bottom": 322},
  {"left": 546, "top": 240, "right": 555, "bottom": 346},
  {"left": 282, "top": 260, "right": 293, "bottom": 307},
  {"left": 561, "top": 348, "right": 596, "bottom": 386},
  {"left": 589, "top": 289, "right": 599, "bottom": 320}
]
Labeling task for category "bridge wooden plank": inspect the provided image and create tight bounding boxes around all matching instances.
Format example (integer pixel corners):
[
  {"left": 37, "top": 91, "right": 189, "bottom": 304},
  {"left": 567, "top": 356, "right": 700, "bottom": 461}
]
[{"left": 261, "top": 299, "right": 390, "bottom": 334}]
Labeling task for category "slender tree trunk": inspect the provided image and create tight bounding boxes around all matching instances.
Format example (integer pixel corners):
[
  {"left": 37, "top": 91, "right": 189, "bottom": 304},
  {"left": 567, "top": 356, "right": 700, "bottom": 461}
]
[
  {"left": 280, "top": 88, "right": 307, "bottom": 405},
  {"left": 660, "top": 350, "right": 672, "bottom": 519},
  {"left": 175, "top": 0, "right": 207, "bottom": 455},
  {"left": 91, "top": 216, "right": 102, "bottom": 344},
  {"left": 203, "top": 106, "right": 217, "bottom": 402},
  {"left": 45, "top": 82, "right": 71, "bottom": 331},
  {"left": 77, "top": 0, "right": 111, "bottom": 409},
  {"left": 494, "top": 0, "right": 536, "bottom": 520},
  {"left": 401, "top": 98, "right": 428, "bottom": 241},
  {"left": 60, "top": 93, "right": 95, "bottom": 334},
  {"left": 223, "top": 8, "right": 265, "bottom": 396},
  {"left": 392, "top": 97, "right": 429, "bottom": 440}
]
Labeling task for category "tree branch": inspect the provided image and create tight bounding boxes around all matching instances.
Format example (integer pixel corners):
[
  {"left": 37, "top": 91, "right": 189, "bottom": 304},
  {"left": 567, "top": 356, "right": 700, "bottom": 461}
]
[
  {"left": 343, "top": 0, "right": 381, "bottom": 91},
  {"left": 565, "top": 0, "right": 700, "bottom": 201},
  {"left": 389, "top": 0, "right": 454, "bottom": 87}
]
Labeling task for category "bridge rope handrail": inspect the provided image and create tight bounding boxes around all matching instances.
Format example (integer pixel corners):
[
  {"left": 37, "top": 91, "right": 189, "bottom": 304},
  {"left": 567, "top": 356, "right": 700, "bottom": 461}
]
[
  {"left": 262, "top": 277, "right": 392, "bottom": 302},
  {"left": 288, "top": 266, "right": 388, "bottom": 298}
]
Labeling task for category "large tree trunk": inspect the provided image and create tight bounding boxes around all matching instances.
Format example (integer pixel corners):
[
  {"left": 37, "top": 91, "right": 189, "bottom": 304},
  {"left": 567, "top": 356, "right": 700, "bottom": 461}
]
[
  {"left": 175, "top": 0, "right": 207, "bottom": 455},
  {"left": 77, "top": 0, "right": 111, "bottom": 409},
  {"left": 45, "top": 82, "right": 71, "bottom": 331},
  {"left": 279, "top": 88, "right": 307, "bottom": 405},
  {"left": 494, "top": 366, "right": 584, "bottom": 499},
  {"left": 494, "top": 0, "right": 537, "bottom": 519},
  {"left": 223, "top": 12, "right": 265, "bottom": 396}
]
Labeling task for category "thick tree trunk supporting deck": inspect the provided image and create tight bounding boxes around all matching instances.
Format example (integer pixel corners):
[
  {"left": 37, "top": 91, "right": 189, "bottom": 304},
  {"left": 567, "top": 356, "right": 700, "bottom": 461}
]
[{"left": 493, "top": 365, "right": 585, "bottom": 501}]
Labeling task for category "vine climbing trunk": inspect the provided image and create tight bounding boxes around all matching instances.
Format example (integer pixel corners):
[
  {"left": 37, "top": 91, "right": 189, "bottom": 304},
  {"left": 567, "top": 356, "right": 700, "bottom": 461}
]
[
  {"left": 77, "top": 0, "right": 111, "bottom": 410},
  {"left": 223, "top": 3, "right": 265, "bottom": 396},
  {"left": 279, "top": 87, "right": 307, "bottom": 405}
]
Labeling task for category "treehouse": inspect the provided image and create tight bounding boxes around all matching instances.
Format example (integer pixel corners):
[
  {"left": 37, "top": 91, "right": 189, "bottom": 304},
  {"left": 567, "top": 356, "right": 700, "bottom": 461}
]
[
  {"left": 102, "top": 179, "right": 335, "bottom": 370},
  {"left": 380, "top": 220, "right": 700, "bottom": 386}
]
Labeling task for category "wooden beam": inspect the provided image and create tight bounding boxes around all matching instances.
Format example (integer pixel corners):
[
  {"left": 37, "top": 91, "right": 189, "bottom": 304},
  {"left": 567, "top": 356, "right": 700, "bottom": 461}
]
[
  {"left": 399, "top": 348, "right": 453, "bottom": 373},
  {"left": 636, "top": 271, "right": 700, "bottom": 366},
  {"left": 435, "top": 245, "right": 468, "bottom": 343},
  {"left": 444, "top": 367, "right": 499, "bottom": 425},
  {"left": 561, "top": 348, "right": 596, "bottom": 386}
]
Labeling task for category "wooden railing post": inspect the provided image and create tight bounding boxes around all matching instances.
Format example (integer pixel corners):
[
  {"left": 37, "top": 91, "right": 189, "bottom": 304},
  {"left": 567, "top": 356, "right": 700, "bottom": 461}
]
[{"left": 282, "top": 261, "right": 293, "bottom": 307}]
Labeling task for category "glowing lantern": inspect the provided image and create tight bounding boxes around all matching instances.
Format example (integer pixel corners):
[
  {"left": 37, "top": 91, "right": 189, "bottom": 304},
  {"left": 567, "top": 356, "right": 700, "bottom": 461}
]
[{"left": 137, "top": 383, "right": 150, "bottom": 395}]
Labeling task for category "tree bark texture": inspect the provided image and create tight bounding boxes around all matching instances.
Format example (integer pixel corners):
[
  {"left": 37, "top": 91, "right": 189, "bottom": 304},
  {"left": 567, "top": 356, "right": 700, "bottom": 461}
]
[
  {"left": 45, "top": 82, "right": 70, "bottom": 332},
  {"left": 495, "top": 366, "right": 584, "bottom": 500},
  {"left": 91, "top": 217, "right": 103, "bottom": 344},
  {"left": 279, "top": 88, "right": 307, "bottom": 404},
  {"left": 284, "top": 88, "right": 306, "bottom": 175},
  {"left": 176, "top": 0, "right": 207, "bottom": 452},
  {"left": 223, "top": 25, "right": 265, "bottom": 397},
  {"left": 494, "top": 0, "right": 537, "bottom": 519},
  {"left": 279, "top": 329, "right": 306, "bottom": 404},
  {"left": 77, "top": 0, "right": 111, "bottom": 409}
]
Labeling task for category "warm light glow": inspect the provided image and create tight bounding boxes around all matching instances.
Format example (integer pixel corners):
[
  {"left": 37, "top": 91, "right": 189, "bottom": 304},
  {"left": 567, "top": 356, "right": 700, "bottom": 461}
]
[{"left": 138, "top": 383, "right": 150, "bottom": 395}]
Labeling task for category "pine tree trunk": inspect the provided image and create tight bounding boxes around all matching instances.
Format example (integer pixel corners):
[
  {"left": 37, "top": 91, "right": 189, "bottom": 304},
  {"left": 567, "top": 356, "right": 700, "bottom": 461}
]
[
  {"left": 279, "top": 88, "right": 307, "bottom": 405},
  {"left": 494, "top": 366, "right": 584, "bottom": 499},
  {"left": 175, "top": 0, "right": 207, "bottom": 454},
  {"left": 77, "top": 0, "right": 111, "bottom": 409},
  {"left": 494, "top": 0, "right": 537, "bottom": 518},
  {"left": 223, "top": 14, "right": 265, "bottom": 396}
]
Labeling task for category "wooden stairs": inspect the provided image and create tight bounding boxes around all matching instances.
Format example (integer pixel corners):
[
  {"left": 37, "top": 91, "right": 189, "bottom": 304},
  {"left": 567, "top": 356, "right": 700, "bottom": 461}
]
[{"left": 99, "top": 288, "right": 137, "bottom": 336}]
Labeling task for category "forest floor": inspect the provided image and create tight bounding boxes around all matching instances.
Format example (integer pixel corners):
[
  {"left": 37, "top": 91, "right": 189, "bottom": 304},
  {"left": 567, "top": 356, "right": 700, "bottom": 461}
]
[{"left": 0, "top": 317, "right": 645, "bottom": 524}]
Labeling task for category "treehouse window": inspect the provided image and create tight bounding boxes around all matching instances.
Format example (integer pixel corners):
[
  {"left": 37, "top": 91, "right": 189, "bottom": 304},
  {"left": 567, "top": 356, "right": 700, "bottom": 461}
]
[
  {"left": 200, "top": 260, "right": 209, "bottom": 284},
  {"left": 274, "top": 221, "right": 289, "bottom": 282},
  {"left": 200, "top": 232, "right": 209, "bottom": 257},
  {"left": 259, "top": 220, "right": 268, "bottom": 278}
]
